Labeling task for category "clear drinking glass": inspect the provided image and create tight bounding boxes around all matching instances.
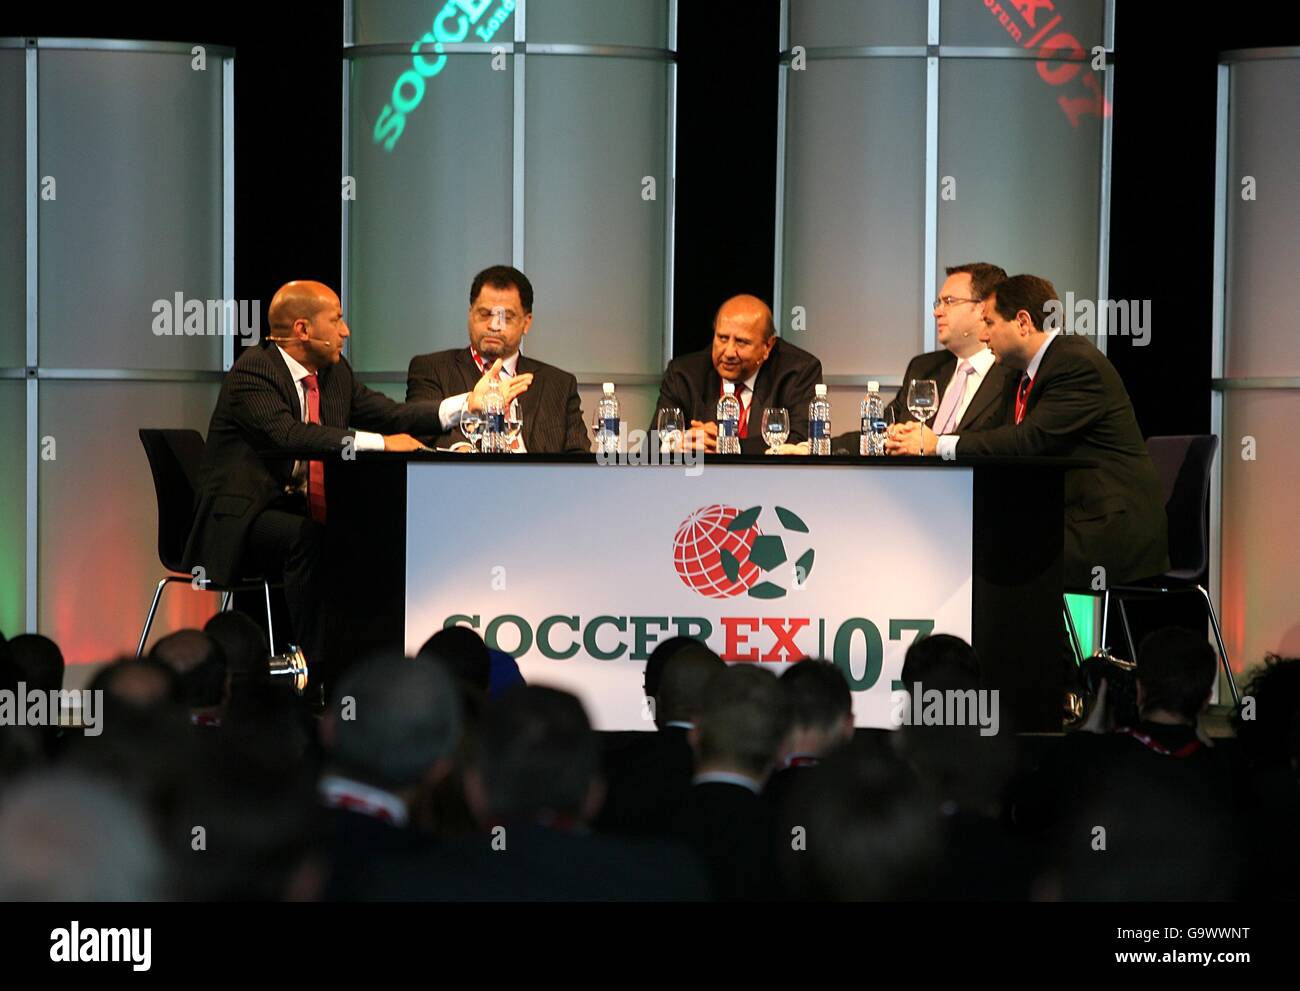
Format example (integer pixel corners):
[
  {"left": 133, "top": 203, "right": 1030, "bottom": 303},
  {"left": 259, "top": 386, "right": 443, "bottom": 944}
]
[
  {"left": 460, "top": 399, "right": 484, "bottom": 452},
  {"left": 656, "top": 407, "right": 684, "bottom": 450},
  {"left": 906, "top": 379, "right": 938, "bottom": 456},
  {"left": 762, "top": 407, "right": 790, "bottom": 451},
  {"left": 504, "top": 404, "right": 523, "bottom": 452}
]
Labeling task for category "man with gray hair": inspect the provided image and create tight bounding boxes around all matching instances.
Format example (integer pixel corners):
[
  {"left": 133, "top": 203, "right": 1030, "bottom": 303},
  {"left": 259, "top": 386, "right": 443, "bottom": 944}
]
[
  {"left": 318, "top": 653, "right": 462, "bottom": 898},
  {"left": 0, "top": 772, "right": 165, "bottom": 900}
]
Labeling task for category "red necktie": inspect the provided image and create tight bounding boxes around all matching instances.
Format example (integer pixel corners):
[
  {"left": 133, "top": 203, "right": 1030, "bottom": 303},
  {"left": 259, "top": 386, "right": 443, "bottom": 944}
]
[
  {"left": 1014, "top": 374, "right": 1034, "bottom": 425},
  {"left": 302, "top": 374, "right": 326, "bottom": 524},
  {"left": 720, "top": 383, "right": 750, "bottom": 439}
]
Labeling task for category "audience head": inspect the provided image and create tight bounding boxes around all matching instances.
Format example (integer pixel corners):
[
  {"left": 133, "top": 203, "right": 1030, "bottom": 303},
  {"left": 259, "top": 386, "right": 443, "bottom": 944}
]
[
  {"left": 935, "top": 262, "right": 1007, "bottom": 356},
  {"left": 322, "top": 654, "right": 462, "bottom": 793},
  {"left": 643, "top": 636, "right": 702, "bottom": 701},
  {"left": 1233, "top": 654, "right": 1300, "bottom": 768},
  {"left": 468, "top": 265, "right": 533, "bottom": 361},
  {"left": 0, "top": 772, "right": 165, "bottom": 900},
  {"left": 418, "top": 626, "right": 492, "bottom": 696},
  {"left": 654, "top": 644, "right": 725, "bottom": 727},
  {"left": 979, "top": 274, "right": 1060, "bottom": 369},
  {"left": 692, "top": 665, "right": 793, "bottom": 783},
  {"left": 88, "top": 656, "right": 183, "bottom": 714},
  {"left": 1135, "top": 626, "right": 1217, "bottom": 723},
  {"left": 151, "top": 629, "right": 228, "bottom": 711},
  {"left": 466, "top": 685, "right": 601, "bottom": 825},
  {"left": 788, "top": 745, "right": 942, "bottom": 900},
  {"left": 779, "top": 659, "right": 854, "bottom": 757},
  {"left": 900, "top": 633, "right": 982, "bottom": 693},
  {"left": 712, "top": 294, "right": 776, "bottom": 383},
  {"left": 7, "top": 634, "right": 65, "bottom": 695}
]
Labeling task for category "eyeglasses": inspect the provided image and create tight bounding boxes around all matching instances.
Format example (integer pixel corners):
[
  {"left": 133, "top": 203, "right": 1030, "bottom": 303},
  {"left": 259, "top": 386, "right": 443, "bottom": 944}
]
[
  {"left": 932, "top": 296, "right": 982, "bottom": 310},
  {"left": 473, "top": 307, "right": 522, "bottom": 327}
]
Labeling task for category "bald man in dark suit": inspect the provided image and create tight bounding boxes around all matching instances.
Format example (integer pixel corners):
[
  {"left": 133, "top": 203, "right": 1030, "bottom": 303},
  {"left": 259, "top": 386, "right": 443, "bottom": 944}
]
[{"left": 185, "top": 281, "right": 441, "bottom": 687}]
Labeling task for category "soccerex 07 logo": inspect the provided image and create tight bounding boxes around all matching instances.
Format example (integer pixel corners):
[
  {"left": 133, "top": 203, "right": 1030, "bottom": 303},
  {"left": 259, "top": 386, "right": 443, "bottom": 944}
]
[{"left": 672, "top": 505, "right": 814, "bottom": 599}]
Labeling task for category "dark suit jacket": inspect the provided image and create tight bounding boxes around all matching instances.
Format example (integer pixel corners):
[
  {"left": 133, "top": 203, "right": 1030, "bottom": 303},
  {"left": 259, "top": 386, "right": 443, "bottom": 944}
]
[
  {"left": 406, "top": 348, "right": 589, "bottom": 454},
  {"left": 886, "top": 348, "right": 1016, "bottom": 432},
  {"left": 953, "top": 334, "right": 1170, "bottom": 586},
  {"left": 831, "top": 348, "right": 1015, "bottom": 451},
  {"left": 671, "top": 781, "right": 776, "bottom": 901},
  {"left": 652, "top": 338, "right": 824, "bottom": 454},
  {"left": 595, "top": 725, "right": 695, "bottom": 837},
  {"left": 183, "top": 342, "right": 443, "bottom": 586}
]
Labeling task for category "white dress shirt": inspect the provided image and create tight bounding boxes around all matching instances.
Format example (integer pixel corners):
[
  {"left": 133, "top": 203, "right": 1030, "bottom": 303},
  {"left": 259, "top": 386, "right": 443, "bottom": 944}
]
[
  {"left": 275, "top": 346, "right": 383, "bottom": 490},
  {"left": 939, "top": 345, "right": 996, "bottom": 432},
  {"left": 936, "top": 332, "right": 1059, "bottom": 459}
]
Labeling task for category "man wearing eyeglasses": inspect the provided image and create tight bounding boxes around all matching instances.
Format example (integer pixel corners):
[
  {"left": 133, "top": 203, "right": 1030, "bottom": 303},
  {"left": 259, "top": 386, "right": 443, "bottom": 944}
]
[
  {"left": 406, "top": 265, "right": 589, "bottom": 453},
  {"left": 885, "top": 262, "right": 1017, "bottom": 434}
]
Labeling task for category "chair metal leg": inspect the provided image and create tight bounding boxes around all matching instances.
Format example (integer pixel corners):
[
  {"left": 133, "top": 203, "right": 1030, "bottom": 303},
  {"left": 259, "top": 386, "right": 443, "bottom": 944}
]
[
  {"left": 1117, "top": 596, "right": 1138, "bottom": 663},
  {"left": 1099, "top": 587, "right": 1112, "bottom": 655},
  {"left": 263, "top": 580, "right": 276, "bottom": 654},
  {"left": 1062, "top": 595, "right": 1085, "bottom": 666},
  {"left": 1197, "top": 584, "right": 1241, "bottom": 706},
  {"left": 136, "top": 577, "right": 172, "bottom": 656}
]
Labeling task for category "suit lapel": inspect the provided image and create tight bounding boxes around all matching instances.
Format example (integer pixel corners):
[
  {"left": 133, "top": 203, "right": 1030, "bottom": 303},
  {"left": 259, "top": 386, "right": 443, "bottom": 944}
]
[
  {"left": 514, "top": 354, "right": 544, "bottom": 450},
  {"left": 956, "top": 367, "right": 999, "bottom": 431}
]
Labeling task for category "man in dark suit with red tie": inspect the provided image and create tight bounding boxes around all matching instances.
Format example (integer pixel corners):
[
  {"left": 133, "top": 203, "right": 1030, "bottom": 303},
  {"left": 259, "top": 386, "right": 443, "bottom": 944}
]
[
  {"left": 887, "top": 274, "right": 1169, "bottom": 588},
  {"left": 652, "top": 295, "right": 823, "bottom": 455},
  {"left": 405, "top": 266, "right": 590, "bottom": 453},
  {"left": 185, "top": 281, "right": 441, "bottom": 688}
]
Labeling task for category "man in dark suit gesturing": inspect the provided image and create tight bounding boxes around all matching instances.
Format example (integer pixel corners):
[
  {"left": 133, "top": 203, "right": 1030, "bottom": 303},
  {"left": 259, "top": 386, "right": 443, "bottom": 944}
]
[
  {"left": 406, "top": 266, "right": 589, "bottom": 453},
  {"left": 888, "top": 274, "right": 1169, "bottom": 587},
  {"left": 653, "top": 295, "right": 823, "bottom": 454},
  {"left": 185, "top": 280, "right": 440, "bottom": 684}
]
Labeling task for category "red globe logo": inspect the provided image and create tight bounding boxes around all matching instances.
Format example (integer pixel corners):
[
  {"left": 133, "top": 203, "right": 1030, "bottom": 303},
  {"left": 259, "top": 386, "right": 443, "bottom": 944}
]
[{"left": 673, "top": 505, "right": 763, "bottom": 598}]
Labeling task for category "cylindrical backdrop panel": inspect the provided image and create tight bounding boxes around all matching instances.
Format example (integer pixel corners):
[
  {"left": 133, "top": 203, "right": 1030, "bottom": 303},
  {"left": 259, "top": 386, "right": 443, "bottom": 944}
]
[
  {"left": 345, "top": 0, "right": 675, "bottom": 434},
  {"left": 778, "top": 0, "right": 1113, "bottom": 420},
  {"left": 2, "top": 39, "right": 232, "bottom": 662},
  {"left": 1217, "top": 52, "right": 1300, "bottom": 670}
]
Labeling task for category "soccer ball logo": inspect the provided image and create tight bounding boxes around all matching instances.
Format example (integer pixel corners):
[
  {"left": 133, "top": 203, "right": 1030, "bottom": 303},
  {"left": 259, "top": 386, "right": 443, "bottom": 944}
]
[{"left": 672, "top": 505, "right": 814, "bottom": 599}]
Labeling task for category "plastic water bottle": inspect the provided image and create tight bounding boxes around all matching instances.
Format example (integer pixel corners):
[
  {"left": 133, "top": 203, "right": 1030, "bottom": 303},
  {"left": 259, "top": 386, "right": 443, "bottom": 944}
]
[
  {"left": 717, "top": 382, "right": 742, "bottom": 454},
  {"left": 861, "top": 380, "right": 886, "bottom": 456},
  {"left": 482, "top": 376, "right": 505, "bottom": 453},
  {"left": 596, "top": 382, "right": 620, "bottom": 454},
  {"left": 809, "top": 384, "right": 831, "bottom": 455}
]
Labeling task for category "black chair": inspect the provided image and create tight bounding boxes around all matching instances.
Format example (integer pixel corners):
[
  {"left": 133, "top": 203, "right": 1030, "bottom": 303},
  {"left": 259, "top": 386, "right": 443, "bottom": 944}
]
[
  {"left": 1063, "top": 435, "right": 1239, "bottom": 705},
  {"left": 136, "top": 429, "right": 277, "bottom": 656}
]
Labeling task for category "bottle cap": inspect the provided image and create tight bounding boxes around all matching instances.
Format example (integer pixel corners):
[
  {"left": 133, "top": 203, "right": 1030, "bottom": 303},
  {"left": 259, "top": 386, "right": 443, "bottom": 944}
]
[
  {"left": 815, "top": 384, "right": 827, "bottom": 397},
  {"left": 723, "top": 381, "right": 735, "bottom": 395},
  {"left": 868, "top": 380, "right": 880, "bottom": 392},
  {"left": 602, "top": 382, "right": 615, "bottom": 394}
]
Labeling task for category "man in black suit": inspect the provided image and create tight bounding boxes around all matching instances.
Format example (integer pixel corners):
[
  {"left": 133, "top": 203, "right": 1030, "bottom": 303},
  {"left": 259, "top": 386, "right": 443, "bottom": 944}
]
[
  {"left": 671, "top": 665, "right": 793, "bottom": 900},
  {"left": 652, "top": 295, "right": 823, "bottom": 454},
  {"left": 184, "top": 281, "right": 441, "bottom": 684},
  {"left": 406, "top": 265, "right": 589, "bottom": 453},
  {"left": 888, "top": 274, "right": 1169, "bottom": 587}
]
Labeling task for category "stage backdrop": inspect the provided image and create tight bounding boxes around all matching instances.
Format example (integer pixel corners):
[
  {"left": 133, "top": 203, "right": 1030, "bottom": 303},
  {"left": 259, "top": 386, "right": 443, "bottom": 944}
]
[{"left": 405, "top": 462, "right": 973, "bottom": 730}]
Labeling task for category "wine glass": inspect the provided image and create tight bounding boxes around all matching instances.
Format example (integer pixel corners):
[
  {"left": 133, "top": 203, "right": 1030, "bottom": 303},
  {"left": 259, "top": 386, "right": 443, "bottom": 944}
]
[
  {"left": 504, "top": 402, "right": 523, "bottom": 453},
  {"left": 656, "top": 407, "right": 684, "bottom": 451},
  {"left": 459, "top": 398, "right": 484, "bottom": 452},
  {"left": 761, "top": 407, "right": 790, "bottom": 452},
  {"left": 906, "top": 379, "right": 938, "bottom": 456}
]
